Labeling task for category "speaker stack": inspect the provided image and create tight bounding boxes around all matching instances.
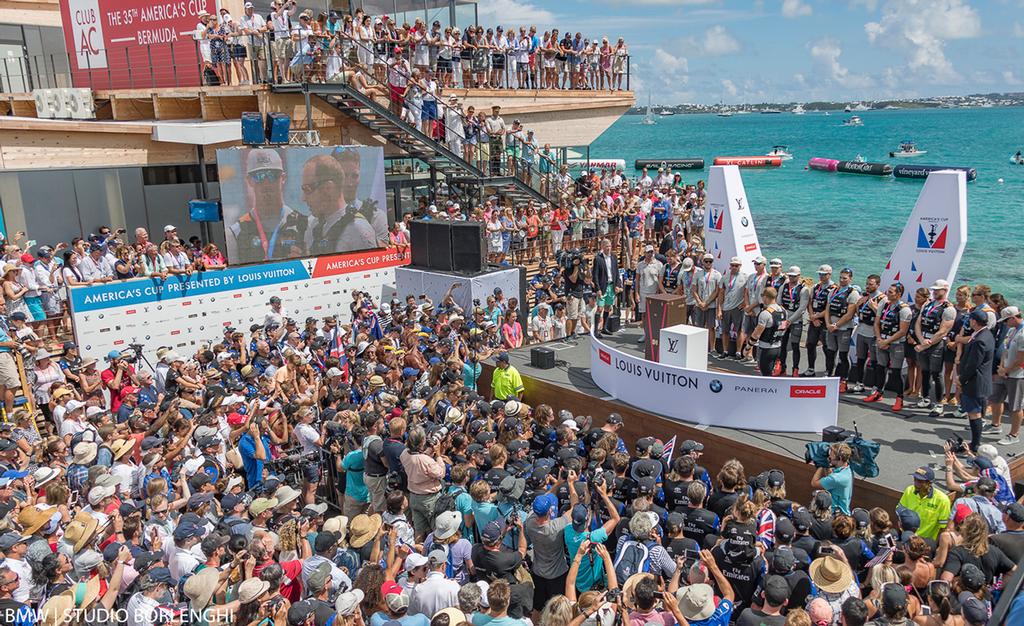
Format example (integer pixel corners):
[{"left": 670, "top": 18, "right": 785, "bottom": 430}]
[
  {"left": 408, "top": 220, "right": 485, "bottom": 274},
  {"left": 241, "top": 111, "right": 292, "bottom": 145}
]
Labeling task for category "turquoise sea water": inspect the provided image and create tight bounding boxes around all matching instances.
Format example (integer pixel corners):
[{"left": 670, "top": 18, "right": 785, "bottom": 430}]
[{"left": 590, "top": 107, "right": 1024, "bottom": 303}]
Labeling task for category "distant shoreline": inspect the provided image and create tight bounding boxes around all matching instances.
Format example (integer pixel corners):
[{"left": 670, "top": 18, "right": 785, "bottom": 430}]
[{"left": 629, "top": 97, "right": 1024, "bottom": 115}]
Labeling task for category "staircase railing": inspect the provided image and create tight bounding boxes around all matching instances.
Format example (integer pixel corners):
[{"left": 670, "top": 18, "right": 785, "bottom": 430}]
[{"left": 274, "top": 34, "right": 564, "bottom": 203}]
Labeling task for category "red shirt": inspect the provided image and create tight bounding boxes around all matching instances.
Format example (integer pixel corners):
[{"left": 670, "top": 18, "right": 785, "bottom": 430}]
[
  {"left": 254, "top": 558, "right": 303, "bottom": 602},
  {"left": 100, "top": 365, "right": 136, "bottom": 413}
]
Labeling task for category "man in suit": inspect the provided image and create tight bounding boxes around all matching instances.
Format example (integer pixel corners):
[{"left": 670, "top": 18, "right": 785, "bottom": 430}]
[
  {"left": 591, "top": 238, "right": 621, "bottom": 336},
  {"left": 960, "top": 309, "right": 995, "bottom": 453}
]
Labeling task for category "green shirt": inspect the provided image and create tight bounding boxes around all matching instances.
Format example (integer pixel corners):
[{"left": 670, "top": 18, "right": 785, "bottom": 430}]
[
  {"left": 564, "top": 526, "right": 610, "bottom": 592},
  {"left": 819, "top": 465, "right": 853, "bottom": 515},
  {"left": 897, "top": 485, "right": 951, "bottom": 540},
  {"left": 491, "top": 365, "right": 524, "bottom": 400}
]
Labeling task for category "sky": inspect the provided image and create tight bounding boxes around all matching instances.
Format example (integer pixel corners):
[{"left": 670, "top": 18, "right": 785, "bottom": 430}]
[{"left": 474, "top": 0, "right": 1024, "bottom": 105}]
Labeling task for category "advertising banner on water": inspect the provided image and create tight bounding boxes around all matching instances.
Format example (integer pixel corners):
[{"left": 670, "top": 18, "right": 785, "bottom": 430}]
[
  {"left": 590, "top": 333, "right": 838, "bottom": 433},
  {"left": 59, "top": 0, "right": 211, "bottom": 88},
  {"left": 218, "top": 146, "right": 389, "bottom": 266},
  {"left": 68, "top": 248, "right": 409, "bottom": 364},
  {"left": 879, "top": 170, "right": 967, "bottom": 301},
  {"left": 703, "top": 165, "right": 764, "bottom": 274}
]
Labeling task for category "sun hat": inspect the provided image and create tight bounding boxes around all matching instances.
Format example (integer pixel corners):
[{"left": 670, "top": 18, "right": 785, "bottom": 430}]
[
  {"left": 273, "top": 486, "right": 301, "bottom": 509},
  {"left": 434, "top": 510, "right": 461, "bottom": 541},
  {"left": 676, "top": 583, "right": 716, "bottom": 621},
  {"left": 348, "top": 514, "right": 382, "bottom": 548},
  {"left": 809, "top": 555, "right": 854, "bottom": 593},
  {"left": 18, "top": 504, "right": 57, "bottom": 535},
  {"left": 249, "top": 497, "right": 278, "bottom": 517},
  {"left": 336, "top": 589, "right": 365, "bottom": 616},
  {"left": 110, "top": 439, "right": 135, "bottom": 461},
  {"left": 63, "top": 511, "right": 99, "bottom": 552},
  {"left": 238, "top": 577, "right": 271, "bottom": 604},
  {"left": 184, "top": 567, "right": 220, "bottom": 610}
]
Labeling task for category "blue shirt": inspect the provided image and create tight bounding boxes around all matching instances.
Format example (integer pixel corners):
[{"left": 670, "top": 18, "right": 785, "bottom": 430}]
[
  {"left": 342, "top": 450, "right": 369, "bottom": 502},
  {"left": 462, "top": 361, "right": 482, "bottom": 390},
  {"left": 239, "top": 432, "right": 272, "bottom": 487},
  {"left": 820, "top": 466, "right": 854, "bottom": 515},
  {"left": 0, "top": 327, "right": 11, "bottom": 353},
  {"left": 564, "top": 526, "right": 610, "bottom": 591},
  {"left": 690, "top": 598, "right": 733, "bottom": 626},
  {"left": 370, "top": 613, "right": 430, "bottom": 626},
  {"left": 472, "top": 614, "right": 529, "bottom": 626}
]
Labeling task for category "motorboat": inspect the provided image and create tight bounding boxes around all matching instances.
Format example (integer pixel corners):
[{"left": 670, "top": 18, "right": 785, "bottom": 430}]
[
  {"left": 853, "top": 154, "right": 865, "bottom": 163},
  {"left": 641, "top": 95, "right": 656, "bottom": 125},
  {"left": 852, "top": 103, "right": 870, "bottom": 111},
  {"left": 659, "top": 109, "right": 676, "bottom": 116},
  {"left": 761, "top": 109, "right": 782, "bottom": 114},
  {"left": 844, "top": 105, "right": 852, "bottom": 112},
  {"left": 766, "top": 145, "right": 793, "bottom": 160},
  {"left": 824, "top": 111, "right": 830, "bottom": 116},
  {"left": 842, "top": 116, "right": 863, "bottom": 126},
  {"left": 1011, "top": 152, "right": 1024, "bottom": 165},
  {"left": 717, "top": 110, "right": 733, "bottom": 117},
  {"left": 792, "top": 104, "right": 806, "bottom": 115},
  {"left": 889, "top": 140, "right": 926, "bottom": 158}
]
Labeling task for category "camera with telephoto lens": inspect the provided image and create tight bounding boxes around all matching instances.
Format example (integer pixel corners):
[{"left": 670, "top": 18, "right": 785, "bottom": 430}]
[
  {"left": 323, "top": 421, "right": 352, "bottom": 451},
  {"left": 429, "top": 425, "right": 450, "bottom": 447},
  {"left": 946, "top": 436, "right": 968, "bottom": 455}
]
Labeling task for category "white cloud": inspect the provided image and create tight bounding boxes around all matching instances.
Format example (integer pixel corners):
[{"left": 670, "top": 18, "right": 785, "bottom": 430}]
[
  {"left": 678, "top": 25, "right": 741, "bottom": 57},
  {"left": 721, "top": 79, "right": 739, "bottom": 96},
  {"left": 864, "top": 0, "right": 981, "bottom": 83},
  {"left": 653, "top": 48, "right": 689, "bottom": 74},
  {"left": 476, "top": 0, "right": 555, "bottom": 27},
  {"left": 781, "top": 0, "right": 812, "bottom": 17},
  {"left": 1014, "top": 22, "right": 1024, "bottom": 38},
  {"left": 848, "top": 0, "right": 879, "bottom": 10},
  {"left": 600, "top": 0, "right": 717, "bottom": 4},
  {"left": 809, "top": 37, "right": 874, "bottom": 88}
]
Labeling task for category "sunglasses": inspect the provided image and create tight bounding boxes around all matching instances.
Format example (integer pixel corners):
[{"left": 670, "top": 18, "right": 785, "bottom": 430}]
[
  {"left": 301, "top": 179, "right": 336, "bottom": 194},
  {"left": 248, "top": 171, "right": 282, "bottom": 183}
]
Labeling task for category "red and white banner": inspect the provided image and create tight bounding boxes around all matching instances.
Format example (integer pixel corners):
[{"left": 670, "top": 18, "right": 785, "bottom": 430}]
[
  {"left": 590, "top": 331, "right": 839, "bottom": 433},
  {"left": 59, "top": 0, "right": 211, "bottom": 88}
]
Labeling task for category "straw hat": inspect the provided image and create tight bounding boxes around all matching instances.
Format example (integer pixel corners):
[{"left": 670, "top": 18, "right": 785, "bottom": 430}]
[
  {"left": 18, "top": 505, "right": 57, "bottom": 535},
  {"left": 184, "top": 567, "right": 220, "bottom": 610},
  {"left": 110, "top": 439, "right": 135, "bottom": 461},
  {"left": 237, "top": 577, "right": 271, "bottom": 604},
  {"left": 72, "top": 441, "right": 98, "bottom": 465},
  {"left": 348, "top": 513, "right": 382, "bottom": 549},
  {"left": 32, "top": 467, "right": 62, "bottom": 488},
  {"left": 323, "top": 515, "right": 349, "bottom": 542},
  {"left": 809, "top": 555, "right": 854, "bottom": 593},
  {"left": 63, "top": 511, "right": 99, "bottom": 553},
  {"left": 622, "top": 572, "right": 656, "bottom": 610},
  {"left": 273, "top": 486, "right": 301, "bottom": 509},
  {"left": 39, "top": 590, "right": 75, "bottom": 626}
]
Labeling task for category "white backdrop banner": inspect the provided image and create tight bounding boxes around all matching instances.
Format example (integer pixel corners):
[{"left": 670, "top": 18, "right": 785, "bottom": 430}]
[
  {"left": 880, "top": 170, "right": 967, "bottom": 301},
  {"left": 395, "top": 267, "right": 521, "bottom": 315},
  {"left": 590, "top": 332, "right": 839, "bottom": 432},
  {"left": 69, "top": 248, "right": 409, "bottom": 363},
  {"left": 704, "top": 165, "right": 764, "bottom": 275}
]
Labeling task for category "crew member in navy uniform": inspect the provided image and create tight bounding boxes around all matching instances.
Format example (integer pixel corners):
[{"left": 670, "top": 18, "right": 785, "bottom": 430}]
[
  {"left": 914, "top": 279, "right": 957, "bottom": 416},
  {"left": 333, "top": 147, "right": 388, "bottom": 245},
  {"left": 848, "top": 274, "right": 883, "bottom": 394},
  {"left": 778, "top": 266, "right": 808, "bottom": 378},
  {"left": 802, "top": 265, "right": 834, "bottom": 377},
  {"left": 823, "top": 267, "right": 860, "bottom": 392},
  {"left": 301, "top": 154, "right": 377, "bottom": 255},
  {"left": 658, "top": 248, "right": 682, "bottom": 294},
  {"left": 767, "top": 258, "right": 786, "bottom": 291},
  {"left": 865, "top": 282, "right": 913, "bottom": 413},
  {"left": 748, "top": 287, "right": 786, "bottom": 377},
  {"left": 227, "top": 148, "right": 307, "bottom": 263}
]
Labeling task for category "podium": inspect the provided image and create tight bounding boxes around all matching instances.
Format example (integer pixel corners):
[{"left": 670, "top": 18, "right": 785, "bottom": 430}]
[
  {"left": 659, "top": 324, "right": 709, "bottom": 371},
  {"left": 643, "top": 293, "right": 687, "bottom": 361}
]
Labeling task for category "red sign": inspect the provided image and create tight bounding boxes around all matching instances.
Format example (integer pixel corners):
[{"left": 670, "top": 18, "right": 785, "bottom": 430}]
[
  {"left": 790, "top": 385, "right": 826, "bottom": 398},
  {"left": 58, "top": 0, "right": 211, "bottom": 89},
  {"left": 599, "top": 349, "right": 611, "bottom": 364},
  {"left": 743, "top": 243, "right": 758, "bottom": 252},
  {"left": 312, "top": 248, "right": 411, "bottom": 278}
]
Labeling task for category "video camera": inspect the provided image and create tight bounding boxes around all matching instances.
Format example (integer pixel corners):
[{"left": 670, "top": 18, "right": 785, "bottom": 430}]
[{"left": 557, "top": 248, "right": 588, "bottom": 273}]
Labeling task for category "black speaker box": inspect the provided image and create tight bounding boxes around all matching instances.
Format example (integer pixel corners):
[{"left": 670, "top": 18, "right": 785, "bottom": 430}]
[
  {"left": 426, "top": 221, "right": 453, "bottom": 271},
  {"left": 605, "top": 314, "right": 621, "bottom": 333},
  {"left": 409, "top": 220, "right": 430, "bottom": 267},
  {"left": 530, "top": 347, "right": 555, "bottom": 369},
  {"left": 451, "top": 221, "right": 486, "bottom": 273},
  {"left": 822, "top": 425, "right": 851, "bottom": 443}
]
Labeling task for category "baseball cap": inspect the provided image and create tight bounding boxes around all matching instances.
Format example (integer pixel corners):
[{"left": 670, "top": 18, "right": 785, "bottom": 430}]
[
  {"left": 571, "top": 503, "right": 589, "bottom": 532},
  {"left": 817, "top": 264, "right": 833, "bottom": 274},
  {"left": 403, "top": 552, "right": 428, "bottom": 572},
  {"left": 679, "top": 439, "right": 704, "bottom": 453},
  {"left": 895, "top": 505, "right": 920, "bottom": 531},
  {"left": 769, "top": 258, "right": 783, "bottom": 267},
  {"left": 248, "top": 149, "right": 284, "bottom": 173},
  {"left": 969, "top": 309, "right": 989, "bottom": 324},
  {"left": 644, "top": 244, "right": 655, "bottom": 252},
  {"left": 729, "top": 256, "right": 742, "bottom": 265},
  {"left": 481, "top": 520, "right": 505, "bottom": 543},
  {"left": 999, "top": 306, "right": 1021, "bottom": 321},
  {"left": 1005, "top": 502, "right": 1024, "bottom": 523},
  {"left": 911, "top": 466, "right": 934, "bottom": 481},
  {"left": 929, "top": 279, "right": 950, "bottom": 291},
  {"left": 532, "top": 493, "right": 558, "bottom": 517},
  {"left": 881, "top": 583, "right": 908, "bottom": 613},
  {"left": 764, "top": 575, "right": 791, "bottom": 607},
  {"left": 959, "top": 563, "right": 985, "bottom": 592},
  {"left": 786, "top": 266, "right": 801, "bottom": 276}
]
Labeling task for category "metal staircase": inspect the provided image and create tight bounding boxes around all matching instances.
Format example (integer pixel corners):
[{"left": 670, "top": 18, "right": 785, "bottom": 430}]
[{"left": 273, "top": 82, "right": 554, "bottom": 206}]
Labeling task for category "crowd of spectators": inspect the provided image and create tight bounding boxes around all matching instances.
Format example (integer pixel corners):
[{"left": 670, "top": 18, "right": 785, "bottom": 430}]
[
  {"left": 0, "top": 272, "right": 1016, "bottom": 626},
  {"left": 192, "top": 5, "right": 631, "bottom": 92}
]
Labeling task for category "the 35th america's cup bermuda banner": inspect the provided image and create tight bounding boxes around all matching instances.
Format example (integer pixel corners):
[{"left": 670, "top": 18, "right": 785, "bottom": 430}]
[
  {"left": 591, "top": 332, "right": 839, "bottom": 433},
  {"left": 68, "top": 248, "right": 409, "bottom": 363}
]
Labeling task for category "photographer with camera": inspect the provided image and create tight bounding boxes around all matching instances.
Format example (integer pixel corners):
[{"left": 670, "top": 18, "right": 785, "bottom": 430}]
[
  {"left": 562, "top": 249, "right": 587, "bottom": 337},
  {"left": 400, "top": 425, "right": 448, "bottom": 541},
  {"left": 101, "top": 349, "right": 137, "bottom": 414},
  {"left": 810, "top": 442, "right": 854, "bottom": 516}
]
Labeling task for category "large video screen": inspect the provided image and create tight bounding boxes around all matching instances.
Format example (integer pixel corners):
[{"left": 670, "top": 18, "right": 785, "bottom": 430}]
[{"left": 218, "top": 146, "right": 388, "bottom": 264}]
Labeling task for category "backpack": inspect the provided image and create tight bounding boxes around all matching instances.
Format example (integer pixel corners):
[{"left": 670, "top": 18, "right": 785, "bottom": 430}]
[
  {"left": 432, "top": 486, "right": 465, "bottom": 522},
  {"left": 613, "top": 539, "right": 653, "bottom": 581}
]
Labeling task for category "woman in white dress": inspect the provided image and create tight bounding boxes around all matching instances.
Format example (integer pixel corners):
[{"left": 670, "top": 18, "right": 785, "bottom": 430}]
[{"left": 355, "top": 14, "right": 373, "bottom": 70}]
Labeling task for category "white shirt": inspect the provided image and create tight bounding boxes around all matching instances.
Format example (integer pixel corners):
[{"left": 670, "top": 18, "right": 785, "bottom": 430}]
[
  {"left": 79, "top": 254, "right": 114, "bottom": 281},
  {"left": 169, "top": 545, "right": 201, "bottom": 581},
  {"left": 126, "top": 592, "right": 160, "bottom": 626},
  {"left": 408, "top": 571, "right": 460, "bottom": 618},
  {"left": 530, "top": 315, "right": 554, "bottom": 342},
  {"left": 0, "top": 557, "right": 31, "bottom": 602},
  {"left": 240, "top": 12, "right": 266, "bottom": 34},
  {"left": 294, "top": 422, "right": 320, "bottom": 453}
]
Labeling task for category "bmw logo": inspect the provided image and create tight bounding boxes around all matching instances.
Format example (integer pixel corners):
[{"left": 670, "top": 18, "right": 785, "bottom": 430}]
[
  {"left": 740, "top": 216, "right": 749, "bottom": 227},
  {"left": 709, "top": 379, "right": 723, "bottom": 393}
]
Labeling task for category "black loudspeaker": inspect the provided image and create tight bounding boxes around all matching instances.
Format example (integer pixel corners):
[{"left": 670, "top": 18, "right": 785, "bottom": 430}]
[
  {"left": 822, "top": 425, "right": 852, "bottom": 443},
  {"left": 427, "top": 221, "right": 453, "bottom": 271},
  {"left": 605, "top": 314, "right": 621, "bottom": 333},
  {"left": 530, "top": 347, "right": 555, "bottom": 369},
  {"left": 451, "top": 221, "right": 486, "bottom": 273},
  {"left": 265, "top": 112, "right": 291, "bottom": 144},
  {"left": 241, "top": 112, "right": 265, "bottom": 145},
  {"left": 410, "top": 220, "right": 430, "bottom": 267}
]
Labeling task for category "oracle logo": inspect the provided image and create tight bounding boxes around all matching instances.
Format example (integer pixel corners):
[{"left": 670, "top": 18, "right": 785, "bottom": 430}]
[
  {"left": 790, "top": 385, "right": 826, "bottom": 398},
  {"left": 599, "top": 349, "right": 611, "bottom": 364},
  {"left": 743, "top": 243, "right": 758, "bottom": 252}
]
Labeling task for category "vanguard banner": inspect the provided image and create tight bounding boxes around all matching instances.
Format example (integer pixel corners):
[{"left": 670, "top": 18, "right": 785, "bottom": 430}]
[
  {"left": 880, "top": 170, "right": 967, "bottom": 302},
  {"left": 69, "top": 248, "right": 409, "bottom": 363},
  {"left": 218, "top": 146, "right": 389, "bottom": 266},
  {"left": 703, "top": 165, "right": 764, "bottom": 275},
  {"left": 590, "top": 333, "right": 838, "bottom": 433}
]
